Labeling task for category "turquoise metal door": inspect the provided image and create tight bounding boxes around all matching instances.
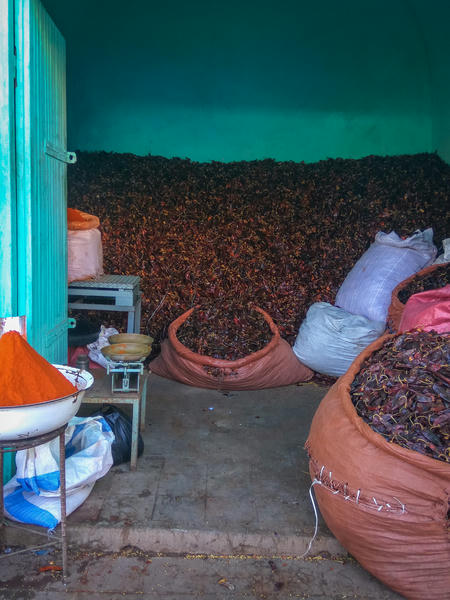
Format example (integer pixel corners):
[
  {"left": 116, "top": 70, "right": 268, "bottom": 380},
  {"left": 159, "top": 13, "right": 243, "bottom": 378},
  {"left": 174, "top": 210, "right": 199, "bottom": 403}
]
[
  {"left": 14, "top": 0, "right": 74, "bottom": 362},
  {"left": 0, "top": 0, "right": 18, "bottom": 483},
  {"left": 0, "top": 0, "right": 18, "bottom": 319}
]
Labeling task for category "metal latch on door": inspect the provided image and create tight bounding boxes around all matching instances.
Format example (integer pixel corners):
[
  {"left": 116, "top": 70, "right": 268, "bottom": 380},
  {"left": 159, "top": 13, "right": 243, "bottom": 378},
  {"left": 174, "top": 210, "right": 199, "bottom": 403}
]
[{"left": 44, "top": 141, "right": 77, "bottom": 164}]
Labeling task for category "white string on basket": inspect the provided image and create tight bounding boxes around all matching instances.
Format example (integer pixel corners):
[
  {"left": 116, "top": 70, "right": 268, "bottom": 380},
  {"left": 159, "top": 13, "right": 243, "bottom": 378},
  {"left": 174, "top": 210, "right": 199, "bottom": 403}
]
[
  {"left": 299, "top": 479, "right": 321, "bottom": 559},
  {"left": 311, "top": 463, "right": 406, "bottom": 515},
  {"left": 300, "top": 460, "right": 407, "bottom": 560}
]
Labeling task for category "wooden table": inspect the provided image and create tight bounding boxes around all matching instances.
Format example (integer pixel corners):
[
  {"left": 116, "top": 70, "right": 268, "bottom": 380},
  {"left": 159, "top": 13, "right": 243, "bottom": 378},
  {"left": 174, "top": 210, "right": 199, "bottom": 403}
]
[{"left": 81, "top": 369, "right": 149, "bottom": 470}]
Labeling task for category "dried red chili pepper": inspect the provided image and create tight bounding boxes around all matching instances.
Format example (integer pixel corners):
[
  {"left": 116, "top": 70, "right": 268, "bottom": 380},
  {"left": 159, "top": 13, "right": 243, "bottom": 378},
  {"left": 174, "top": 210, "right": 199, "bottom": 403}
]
[
  {"left": 351, "top": 330, "right": 449, "bottom": 462},
  {"left": 177, "top": 300, "right": 272, "bottom": 360},
  {"left": 398, "top": 263, "right": 449, "bottom": 304},
  {"left": 68, "top": 151, "right": 449, "bottom": 360}
]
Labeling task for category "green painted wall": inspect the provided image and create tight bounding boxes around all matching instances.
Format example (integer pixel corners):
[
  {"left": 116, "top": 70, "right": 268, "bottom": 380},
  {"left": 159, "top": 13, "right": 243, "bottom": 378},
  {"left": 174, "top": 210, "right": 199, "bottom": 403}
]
[
  {"left": 42, "top": 0, "right": 448, "bottom": 163},
  {"left": 411, "top": 0, "right": 450, "bottom": 163}
]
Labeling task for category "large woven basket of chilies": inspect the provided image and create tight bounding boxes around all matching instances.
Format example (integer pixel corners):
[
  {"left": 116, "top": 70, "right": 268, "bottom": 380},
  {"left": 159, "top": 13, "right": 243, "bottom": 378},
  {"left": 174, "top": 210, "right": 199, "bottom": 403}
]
[{"left": 305, "top": 330, "right": 450, "bottom": 600}]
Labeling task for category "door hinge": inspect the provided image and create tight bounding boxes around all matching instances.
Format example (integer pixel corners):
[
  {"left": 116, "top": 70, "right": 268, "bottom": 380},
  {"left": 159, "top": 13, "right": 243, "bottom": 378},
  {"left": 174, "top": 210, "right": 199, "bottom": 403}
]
[{"left": 45, "top": 141, "right": 77, "bottom": 164}]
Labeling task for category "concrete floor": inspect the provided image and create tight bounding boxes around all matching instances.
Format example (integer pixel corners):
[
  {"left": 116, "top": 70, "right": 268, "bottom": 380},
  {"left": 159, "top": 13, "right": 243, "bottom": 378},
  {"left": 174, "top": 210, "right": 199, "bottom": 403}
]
[
  {"left": 0, "top": 374, "right": 402, "bottom": 598},
  {"left": 69, "top": 374, "right": 339, "bottom": 556},
  {"left": 0, "top": 547, "right": 402, "bottom": 599}
]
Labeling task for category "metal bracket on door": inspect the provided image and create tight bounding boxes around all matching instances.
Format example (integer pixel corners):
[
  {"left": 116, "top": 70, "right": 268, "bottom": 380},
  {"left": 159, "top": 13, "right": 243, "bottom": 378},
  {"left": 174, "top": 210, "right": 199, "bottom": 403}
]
[{"left": 44, "top": 141, "right": 77, "bottom": 164}]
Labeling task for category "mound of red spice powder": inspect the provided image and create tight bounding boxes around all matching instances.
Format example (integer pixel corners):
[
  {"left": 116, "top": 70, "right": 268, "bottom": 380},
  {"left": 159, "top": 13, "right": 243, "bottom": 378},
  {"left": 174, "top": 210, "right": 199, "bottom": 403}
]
[
  {"left": 67, "top": 207, "right": 85, "bottom": 222},
  {"left": 0, "top": 331, "right": 77, "bottom": 407}
]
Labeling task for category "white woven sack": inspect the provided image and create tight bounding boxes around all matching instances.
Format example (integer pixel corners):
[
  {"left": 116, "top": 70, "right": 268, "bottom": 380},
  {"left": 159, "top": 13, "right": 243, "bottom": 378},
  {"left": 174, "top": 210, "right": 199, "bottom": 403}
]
[
  {"left": 434, "top": 238, "right": 450, "bottom": 264},
  {"left": 3, "top": 416, "right": 114, "bottom": 529},
  {"left": 335, "top": 229, "right": 436, "bottom": 323},
  {"left": 293, "top": 302, "right": 386, "bottom": 377},
  {"left": 68, "top": 228, "right": 103, "bottom": 283}
]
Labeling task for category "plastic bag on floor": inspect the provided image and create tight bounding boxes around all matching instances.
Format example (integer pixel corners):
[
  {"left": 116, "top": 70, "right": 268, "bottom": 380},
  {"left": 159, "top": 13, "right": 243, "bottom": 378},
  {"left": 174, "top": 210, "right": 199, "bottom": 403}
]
[
  {"left": 3, "top": 416, "right": 114, "bottom": 529},
  {"left": 293, "top": 302, "right": 385, "bottom": 377},
  {"left": 89, "top": 405, "right": 144, "bottom": 466},
  {"left": 335, "top": 229, "right": 437, "bottom": 323}
]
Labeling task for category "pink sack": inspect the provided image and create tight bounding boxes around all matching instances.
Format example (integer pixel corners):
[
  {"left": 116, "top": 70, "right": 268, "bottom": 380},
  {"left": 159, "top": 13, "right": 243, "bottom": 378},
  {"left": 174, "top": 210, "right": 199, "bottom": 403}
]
[
  {"left": 68, "top": 228, "right": 103, "bottom": 283},
  {"left": 399, "top": 285, "right": 450, "bottom": 333},
  {"left": 149, "top": 307, "right": 313, "bottom": 390}
]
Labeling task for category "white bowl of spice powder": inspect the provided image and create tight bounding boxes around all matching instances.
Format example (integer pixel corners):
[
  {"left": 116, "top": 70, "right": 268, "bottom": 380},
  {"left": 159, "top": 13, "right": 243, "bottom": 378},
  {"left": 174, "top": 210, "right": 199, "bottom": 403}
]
[{"left": 0, "top": 332, "right": 93, "bottom": 440}]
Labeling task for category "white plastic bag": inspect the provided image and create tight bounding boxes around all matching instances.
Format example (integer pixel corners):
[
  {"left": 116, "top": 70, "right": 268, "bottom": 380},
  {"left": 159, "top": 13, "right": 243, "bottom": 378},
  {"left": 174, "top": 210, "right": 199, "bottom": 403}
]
[
  {"left": 3, "top": 416, "right": 114, "bottom": 529},
  {"left": 68, "top": 228, "right": 103, "bottom": 283},
  {"left": 335, "top": 229, "right": 436, "bottom": 323},
  {"left": 87, "top": 325, "right": 119, "bottom": 368},
  {"left": 293, "top": 302, "right": 386, "bottom": 377},
  {"left": 434, "top": 238, "right": 450, "bottom": 264}
]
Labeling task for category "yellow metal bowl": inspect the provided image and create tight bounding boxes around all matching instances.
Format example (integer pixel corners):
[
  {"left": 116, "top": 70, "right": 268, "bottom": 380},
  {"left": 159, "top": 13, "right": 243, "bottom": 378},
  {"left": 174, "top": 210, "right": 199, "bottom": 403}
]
[
  {"left": 101, "top": 342, "right": 151, "bottom": 362},
  {"left": 108, "top": 333, "right": 154, "bottom": 346}
]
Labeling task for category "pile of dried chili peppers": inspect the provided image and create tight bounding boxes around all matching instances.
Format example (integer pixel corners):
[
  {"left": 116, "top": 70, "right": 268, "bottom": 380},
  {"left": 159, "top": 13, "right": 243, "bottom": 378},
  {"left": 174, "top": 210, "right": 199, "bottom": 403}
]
[
  {"left": 351, "top": 330, "right": 449, "bottom": 462},
  {"left": 398, "top": 263, "right": 450, "bottom": 304},
  {"left": 177, "top": 301, "right": 272, "bottom": 360},
  {"left": 68, "top": 152, "right": 449, "bottom": 352}
]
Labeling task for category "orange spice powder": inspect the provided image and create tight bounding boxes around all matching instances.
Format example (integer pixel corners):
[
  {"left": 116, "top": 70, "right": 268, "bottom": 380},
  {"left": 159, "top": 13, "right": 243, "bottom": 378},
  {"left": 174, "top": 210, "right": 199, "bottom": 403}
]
[
  {"left": 67, "top": 208, "right": 85, "bottom": 222},
  {"left": 0, "top": 331, "right": 77, "bottom": 407}
]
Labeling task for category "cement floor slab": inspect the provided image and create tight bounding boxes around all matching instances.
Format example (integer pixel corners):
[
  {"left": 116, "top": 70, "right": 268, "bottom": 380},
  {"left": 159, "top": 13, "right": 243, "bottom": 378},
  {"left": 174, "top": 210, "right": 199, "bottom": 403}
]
[
  {"left": 60, "top": 374, "right": 343, "bottom": 556},
  {"left": 0, "top": 545, "right": 403, "bottom": 599}
]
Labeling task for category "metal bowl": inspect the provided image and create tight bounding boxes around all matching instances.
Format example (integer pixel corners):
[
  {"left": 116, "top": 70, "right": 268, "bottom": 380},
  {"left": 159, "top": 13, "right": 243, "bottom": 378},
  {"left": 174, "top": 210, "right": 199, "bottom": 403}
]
[
  {"left": 108, "top": 333, "right": 154, "bottom": 346},
  {"left": 101, "top": 343, "right": 151, "bottom": 362},
  {"left": 0, "top": 365, "right": 94, "bottom": 441}
]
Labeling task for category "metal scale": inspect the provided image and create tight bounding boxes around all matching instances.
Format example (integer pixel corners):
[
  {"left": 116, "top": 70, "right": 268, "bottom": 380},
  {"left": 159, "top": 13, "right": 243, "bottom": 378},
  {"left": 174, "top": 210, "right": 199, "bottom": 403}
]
[
  {"left": 100, "top": 333, "right": 153, "bottom": 393},
  {"left": 105, "top": 358, "right": 145, "bottom": 393}
]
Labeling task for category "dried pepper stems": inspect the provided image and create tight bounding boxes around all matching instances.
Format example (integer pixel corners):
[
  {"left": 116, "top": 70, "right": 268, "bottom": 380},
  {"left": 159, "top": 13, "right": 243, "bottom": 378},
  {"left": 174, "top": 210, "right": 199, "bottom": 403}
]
[
  {"left": 398, "top": 263, "right": 450, "bottom": 304},
  {"left": 351, "top": 330, "right": 449, "bottom": 463},
  {"left": 68, "top": 152, "right": 450, "bottom": 350},
  {"left": 177, "top": 301, "right": 272, "bottom": 360}
]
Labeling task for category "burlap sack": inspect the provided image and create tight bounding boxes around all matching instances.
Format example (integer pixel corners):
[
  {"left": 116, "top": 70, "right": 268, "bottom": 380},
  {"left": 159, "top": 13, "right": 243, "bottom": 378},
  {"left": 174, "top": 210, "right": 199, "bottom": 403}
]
[
  {"left": 305, "top": 334, "right": 450, "bottom": 600},
  {"left": 149, "top": 307, "right": 313, "bottom": 390}
]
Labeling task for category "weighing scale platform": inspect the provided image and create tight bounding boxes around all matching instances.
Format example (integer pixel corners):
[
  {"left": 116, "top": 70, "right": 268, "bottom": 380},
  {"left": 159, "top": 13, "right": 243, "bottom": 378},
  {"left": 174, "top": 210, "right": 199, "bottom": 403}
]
[{"left": 68, "top": 275, "right": 142, "bottom": 334}]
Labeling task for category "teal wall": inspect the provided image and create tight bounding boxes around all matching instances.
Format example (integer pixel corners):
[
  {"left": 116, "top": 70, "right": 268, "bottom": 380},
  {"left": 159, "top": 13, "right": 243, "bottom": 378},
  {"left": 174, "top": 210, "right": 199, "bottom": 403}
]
[
  {"left": 42, "top": 0, "right": 449, "bottom": 163},
  {"left": 411, "top": 1, "right": 450, "bottom": 163}
]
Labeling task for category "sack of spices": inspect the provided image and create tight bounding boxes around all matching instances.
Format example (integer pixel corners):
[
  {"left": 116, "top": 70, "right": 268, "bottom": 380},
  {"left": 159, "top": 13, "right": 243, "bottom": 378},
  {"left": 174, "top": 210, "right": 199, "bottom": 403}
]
[
  {"left": 67, "top": 208, "right": 103, "bottom": 283},
  {"left": 398, "top": 285, "right": 450, "bottom": 334},
  {"left": 4, "top": 416, "right": 114, "bottom": 529},
  {"left": 387, "top": 263, "right": 449, "bottom": 331},
  {"left": 149, "top": 306, "right": 313, "bottom": 390},
  {"left": 305, "top": 332, "right": 450, "bottom": 600},
  {"left": 335, "top": 229, "right": 437, "bottom": 324},
  {"left": 293, "top": 302, "right": 385, "bottom": 377},
  {"left": 68, "top": 208, "right": 100, "bottom": 230}
]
